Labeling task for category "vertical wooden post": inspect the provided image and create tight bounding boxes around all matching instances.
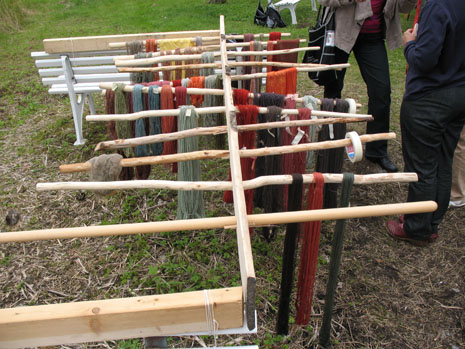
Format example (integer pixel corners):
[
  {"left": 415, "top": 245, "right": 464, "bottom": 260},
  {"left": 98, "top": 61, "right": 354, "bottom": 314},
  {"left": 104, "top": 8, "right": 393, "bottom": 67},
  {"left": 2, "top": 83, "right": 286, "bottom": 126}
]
[{"left": 219, "top": 15, "right": 256, "bottom": 330}]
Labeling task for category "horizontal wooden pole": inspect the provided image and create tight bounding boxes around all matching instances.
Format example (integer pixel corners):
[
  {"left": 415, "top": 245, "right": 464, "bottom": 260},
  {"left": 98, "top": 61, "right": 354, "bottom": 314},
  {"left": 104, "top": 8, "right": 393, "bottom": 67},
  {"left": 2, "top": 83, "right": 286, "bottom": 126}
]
[
  {"left": 36, "top": 173, "right": 418, "bottom": 192},
  {"left": 113, "top": 39, "right": 307, "bottom": 58},
  {"left": 0, "top": 201, "right": 437, "bottom": 243},
  {"left": 231, "top": 63, "right": 351, "bottom": 80},
  {"left": 59, "top": 132, "right": 393, "bottom": 173},
  {"left": 118, "top": 60, "right": 326, "bottom": 72},
  {"left": 115, "top": 47, "right": 316, "bottom": 67},
  {"left": 0, "top": 287, "right": 243, "bottom": 348},
  {"left": 99, "top": 83, "right": 225, "bottom": 95},
  {"left": 94, "top": 117, "right": 371, "bottom": 151},
  {"left": 86, "top": 107, "right": 371, "bottom": 121}
]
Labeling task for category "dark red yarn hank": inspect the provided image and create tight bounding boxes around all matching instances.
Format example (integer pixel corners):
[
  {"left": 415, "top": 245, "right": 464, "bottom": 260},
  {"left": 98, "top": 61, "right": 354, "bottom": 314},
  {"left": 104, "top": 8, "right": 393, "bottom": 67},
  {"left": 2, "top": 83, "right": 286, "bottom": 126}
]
[
  {"left": 161, "top": 84, "right": 178, "bottom": 173},
  {"left": 266, "top": 32, "right": 282, "bottom": 73},
  {"left": 222, "top": 105, "right": 259, "bottom": 227},
  {"left": 295, "top": 172, "right": 325, "bottom": 325},
  {"left": 233, "top": 89, "right": 250, "bottom": 105},
  {"left": 281, "top": 105, "right": 311, "bottom": 211}
]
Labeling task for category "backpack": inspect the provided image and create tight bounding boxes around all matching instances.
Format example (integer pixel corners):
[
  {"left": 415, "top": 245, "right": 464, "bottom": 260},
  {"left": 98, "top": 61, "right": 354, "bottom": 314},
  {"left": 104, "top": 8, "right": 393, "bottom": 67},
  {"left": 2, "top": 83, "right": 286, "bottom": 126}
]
[{"left": 254, "top": 0, "right": 286, "bottom": 29}]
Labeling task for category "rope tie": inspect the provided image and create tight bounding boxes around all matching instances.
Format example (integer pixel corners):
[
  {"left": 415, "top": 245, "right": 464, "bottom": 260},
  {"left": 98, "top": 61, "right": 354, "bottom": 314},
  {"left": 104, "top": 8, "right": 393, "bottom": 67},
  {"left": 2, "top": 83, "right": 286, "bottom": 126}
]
[{"left": 203, "top": 289, "right": 218, "bottom": 347}]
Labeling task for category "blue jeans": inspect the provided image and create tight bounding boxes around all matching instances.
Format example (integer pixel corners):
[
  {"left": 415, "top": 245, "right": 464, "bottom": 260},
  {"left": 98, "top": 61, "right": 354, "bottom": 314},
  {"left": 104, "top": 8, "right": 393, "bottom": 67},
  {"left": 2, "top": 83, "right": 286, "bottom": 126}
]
[
  {"left": 401, "top": 86, "right": 465, "bottom": 239},
  {"left": 324, "top": 33, "right": 391, "bottom": 158}
]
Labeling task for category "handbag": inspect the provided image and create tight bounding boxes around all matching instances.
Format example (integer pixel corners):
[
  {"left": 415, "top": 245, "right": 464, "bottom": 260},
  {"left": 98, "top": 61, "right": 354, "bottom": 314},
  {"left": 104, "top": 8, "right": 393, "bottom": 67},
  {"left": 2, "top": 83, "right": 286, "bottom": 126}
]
[
  {"left": 254, "top": 0, "right": 286, "bottom": 28},
  {"left": 302, "top": 6, "right": 337, "bottom": 86}
]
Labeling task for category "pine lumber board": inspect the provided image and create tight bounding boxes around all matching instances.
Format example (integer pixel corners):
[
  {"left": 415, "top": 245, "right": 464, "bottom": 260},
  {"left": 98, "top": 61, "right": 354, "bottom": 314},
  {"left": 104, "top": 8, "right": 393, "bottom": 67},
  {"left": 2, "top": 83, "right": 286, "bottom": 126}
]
[
  {"left": 43, "top": 30, "right": 220, "bottom": 53},
  {"left": 0, "top": 287, "right": 242, "bottom": 348}
]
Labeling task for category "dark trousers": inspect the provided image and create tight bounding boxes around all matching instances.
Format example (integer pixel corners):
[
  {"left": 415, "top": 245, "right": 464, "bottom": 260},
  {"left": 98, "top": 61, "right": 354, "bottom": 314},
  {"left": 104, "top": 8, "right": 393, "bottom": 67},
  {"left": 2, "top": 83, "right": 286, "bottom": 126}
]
[
  {"left": 401, "top": 86, "right": 465, "bottom": 239},
  {"left": 324, "top": 33, "right": 391, "bottom": 158}
]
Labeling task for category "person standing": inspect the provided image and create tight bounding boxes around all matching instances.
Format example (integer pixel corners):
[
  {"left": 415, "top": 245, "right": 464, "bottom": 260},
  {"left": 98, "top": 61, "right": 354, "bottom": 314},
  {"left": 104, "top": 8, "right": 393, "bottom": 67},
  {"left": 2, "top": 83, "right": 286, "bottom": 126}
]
[
  {"left": 386, "top": 0, "right": 465, "bottom": 246},
  {"left": 450, "top": 126, "right": 465, "bottom": 208},
  {"left": 318, "top": 0, "right": 416, "bottom": 172}
]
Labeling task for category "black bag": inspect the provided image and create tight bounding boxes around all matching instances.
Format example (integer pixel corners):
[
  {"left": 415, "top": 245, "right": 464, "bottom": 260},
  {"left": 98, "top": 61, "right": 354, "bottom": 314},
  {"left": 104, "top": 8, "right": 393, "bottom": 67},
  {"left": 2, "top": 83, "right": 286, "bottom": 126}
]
[
  {"left": 302, "top": 6, "right": 338, "bottom": 86},
  {"left": 254, "top": 0, "right": 286, "bottom": 29}
]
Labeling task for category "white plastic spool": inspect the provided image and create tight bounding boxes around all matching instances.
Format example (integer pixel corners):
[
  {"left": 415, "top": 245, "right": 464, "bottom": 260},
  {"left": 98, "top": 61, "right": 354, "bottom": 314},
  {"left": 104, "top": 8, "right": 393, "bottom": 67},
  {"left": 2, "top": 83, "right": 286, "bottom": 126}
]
[
  {"left": 345, "top": 131, "right": 363, "bottom": 163},
  {"left": 345, "top": 98, "right": 357, "bottom": 114}
]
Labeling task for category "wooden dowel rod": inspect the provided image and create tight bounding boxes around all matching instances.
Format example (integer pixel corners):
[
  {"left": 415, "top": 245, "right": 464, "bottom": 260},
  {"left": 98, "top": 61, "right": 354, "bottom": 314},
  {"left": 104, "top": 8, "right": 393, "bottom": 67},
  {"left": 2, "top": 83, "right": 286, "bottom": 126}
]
[
  {"left": 99, "top": 83, "right": 225, "bottom": 96},
  {"left": 36, "top": 173, "right": 419, "bottom": 192},
  {"left": 231, "top": 63, "right": 351, "bottom": 80},
  {"left": 109, "top": 32, "right": 293, "bottom": 49},
  {"left": 59, "top": 132, "right": 394, "bottom": 173},
  {"left": 115, "top": 47, "right": 317, "bottom": 66},
  {"left": 86, "top": 107, "right": 371, "bottom": 121},
  {"left": 0, "top": 201, "right": 437, "bottom": 244},
  {"left": 117, "top": 60, "right": 325, "bottom": 73},
  {"left": 94, "top": 117, "right": 371, "bottom": 151},
  {"left": 114, "top": 40, "right": 307, "bottom": 59}
]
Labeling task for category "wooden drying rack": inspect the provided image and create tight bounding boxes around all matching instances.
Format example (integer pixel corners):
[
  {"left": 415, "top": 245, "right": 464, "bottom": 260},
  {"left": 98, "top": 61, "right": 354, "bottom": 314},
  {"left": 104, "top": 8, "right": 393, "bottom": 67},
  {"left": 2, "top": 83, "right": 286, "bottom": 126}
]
[{"left": 0, "top": 16, "right": 438, "bottom": 348}]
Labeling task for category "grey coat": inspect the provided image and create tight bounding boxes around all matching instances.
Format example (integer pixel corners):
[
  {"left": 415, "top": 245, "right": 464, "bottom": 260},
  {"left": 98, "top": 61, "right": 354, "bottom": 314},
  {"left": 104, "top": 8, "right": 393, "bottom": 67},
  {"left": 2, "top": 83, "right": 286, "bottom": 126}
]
[{"left": 318, "top": 0, "right": 416, "bottom": 53}]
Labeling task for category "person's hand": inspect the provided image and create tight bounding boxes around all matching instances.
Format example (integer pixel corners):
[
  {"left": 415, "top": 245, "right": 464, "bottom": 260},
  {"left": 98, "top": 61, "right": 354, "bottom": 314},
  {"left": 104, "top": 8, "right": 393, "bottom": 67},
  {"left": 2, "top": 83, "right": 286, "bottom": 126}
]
[{"left": 403, "top": 28, "right": 416, "bottom": 46}]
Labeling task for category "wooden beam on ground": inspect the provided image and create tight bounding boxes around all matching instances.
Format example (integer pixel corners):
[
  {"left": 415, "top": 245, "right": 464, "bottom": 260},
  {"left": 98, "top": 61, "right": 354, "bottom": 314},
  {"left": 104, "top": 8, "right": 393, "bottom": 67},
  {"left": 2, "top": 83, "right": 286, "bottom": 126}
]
[
  {"left": 219, "top": 15, "right": 256, "bottom": 331},
  {"left": 0, "top": 202, "right": 438, "bottom": 244},
  {"left": 42, "top": 30, "right": 220, "bottom": 53},
  {"left": 0, "top": 287, "right": 243, "bottom": 348}
]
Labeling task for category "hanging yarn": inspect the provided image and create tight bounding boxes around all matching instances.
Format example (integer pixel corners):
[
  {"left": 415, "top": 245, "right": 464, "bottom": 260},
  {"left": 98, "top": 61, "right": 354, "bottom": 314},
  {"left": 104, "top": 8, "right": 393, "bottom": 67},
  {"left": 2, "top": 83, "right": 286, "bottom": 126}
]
[
  {"left": 187, "top": 76, "right": 206, "bottom": 107},
  {"left": 177, "top": 106, "right": 205, "bottom": 220},
  {"left": 200, "top": 52, "right": 215, "bottom": 77},
  {"left": 318, "top": 173, "right": 354, "bottom": 348},
  {"left": 127, "top": 41, "right": 151, "bottom": 83},
  {"left": 254, "top": 105, "right": 283, "bottom": 242},
  {"left": 175, "top": 85, "right": 187, "bottom": 108},
  {"left": 184, "top": 46, "right": 202, "bottom": 78},
  {"left": 242, "top": 33, "right": 255, "bottom": 91},
  {"left": 274, "top": 39, "right": 300, "bottom": 71},
  {"left": 254, "top": 92, "right": 285, "bottom": 108},
  {"left": 105, "top": 89, "right": 133, "bottom": 181},
  {"left": 315, "top": 99, "right": 349, "bottom": 209},
  {"left": 203, "top": 75, "right": 221, "bottom": 127},
  {"left": 88, "top": 154, "right": 123, "bottom": 197},
  {"left": 233, "top": 89, "right": 251, "bottom": 105},
  {"left": 160, "top": 84, "right": 177, "bottom": 173},
  {"left": 159, "top": 38, "right": 194, "bottom": 80},
  {"left": 276, "top": 173, "right": 304, "bottom": 335},
  {"left": 302, "top": 95, "right": 320, "bottom": 168},
  {"left": 148, "top": 86, "right": 164, "bottom": 156},
  {"left": 223, "top": 105, "right": 259, "bottom": 231},
  {"left": 214, "top": 75, "right": 226, "bottom": 150},
  {"left": 249, "top": 39, "right": 264, "bottom": 94},
  {"left": 266, "top": 67, "right": 297, "bottom": 95},
  {"left": 145, "top": 38, "right": 157, "bottom": 52},
  {"left": 266, "top": 32, "right": 282, "bottom": 73},
  {"left": 113, "top": 83, "right": 133, "bottom": 159},
  {"left": 295, "top": 172, "right": 325, "bottom": 325},
  {"left": 132, "top": 84, "right": 151, "bottom": 179}
]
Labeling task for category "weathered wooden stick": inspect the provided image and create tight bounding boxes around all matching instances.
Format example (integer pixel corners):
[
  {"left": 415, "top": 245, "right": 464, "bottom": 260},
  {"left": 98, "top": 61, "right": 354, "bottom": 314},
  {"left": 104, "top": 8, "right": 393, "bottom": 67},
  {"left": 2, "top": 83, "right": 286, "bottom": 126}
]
[
  {"left": 115, "top": 47, "right": 317, "bottom": 66},
  {"left": 36, "top": 173, "right": 419, "bottom": 192},
  {"left": 59, "top": 133, "right": 394, "bottom": 173},
  {"left": 0, "top": 287, "right": 243, "bottom": 347},
  {"left": 219, "top": 15, "right": 256, "bottom": 331},
  {"left": 99, "top": 82, "right": 225, "bottom": 95},
  {"left": 94, "top": 117, "right": 371, "bottom": 151},
  {"left": 0, "top": 201, "right": 437, "bottom": 243},
  {"left": 231, "top": 63, "right": 351, "bottom": 80},
  {"left": 108, "top": 32, "right": 292, "bottom": 49},
  {"left": 86, "top": 107, "right": 371, "bottom": 121},
  {"left": 114, "top": 39, "right": 308, "bottom": 60},
  {"left": 117, "top": 60, "right": 326, "bottom": 73}
]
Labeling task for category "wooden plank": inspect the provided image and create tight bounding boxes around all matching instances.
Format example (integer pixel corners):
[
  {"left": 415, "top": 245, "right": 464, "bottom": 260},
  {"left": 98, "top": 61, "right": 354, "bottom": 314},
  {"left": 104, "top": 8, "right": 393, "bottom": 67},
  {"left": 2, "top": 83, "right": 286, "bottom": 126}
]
[
  {"left": 0, "top": 287, "right": 243, "bottom": 348},
  {"left": 219, "top": 15, "right": 256, "bottom": 330},
  {"left": 43, "top": 30, "right": 220, "bottom": 53}
]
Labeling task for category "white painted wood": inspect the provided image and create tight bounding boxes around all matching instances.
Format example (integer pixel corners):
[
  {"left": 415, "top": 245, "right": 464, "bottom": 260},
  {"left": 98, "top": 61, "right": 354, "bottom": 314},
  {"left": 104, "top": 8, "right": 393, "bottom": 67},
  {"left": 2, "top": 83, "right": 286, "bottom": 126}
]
[
  {"left": 42, "top": 73, "right": 130, "bottom": 85},
  {"left": 39, "top": 65, "right": 119, "bottom": 77}
]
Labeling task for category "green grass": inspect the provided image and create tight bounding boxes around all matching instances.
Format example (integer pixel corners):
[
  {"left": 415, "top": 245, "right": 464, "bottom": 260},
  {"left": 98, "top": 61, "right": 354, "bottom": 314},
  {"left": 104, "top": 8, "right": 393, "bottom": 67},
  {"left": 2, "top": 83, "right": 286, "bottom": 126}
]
[{"left": 0, "top": 1, "right": 419, "bottom": 347}]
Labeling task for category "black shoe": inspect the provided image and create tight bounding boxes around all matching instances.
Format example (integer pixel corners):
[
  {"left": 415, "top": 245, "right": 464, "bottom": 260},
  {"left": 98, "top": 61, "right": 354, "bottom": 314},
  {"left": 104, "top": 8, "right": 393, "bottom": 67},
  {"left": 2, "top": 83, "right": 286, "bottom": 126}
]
[{"left": 366, "top": 156, "right": 398, "bottom": 172}]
